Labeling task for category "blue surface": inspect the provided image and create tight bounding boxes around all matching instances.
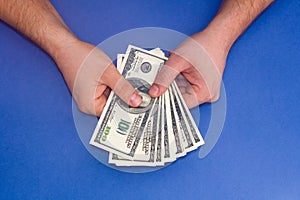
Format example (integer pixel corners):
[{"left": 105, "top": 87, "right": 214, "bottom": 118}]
[{"left": 1, "top": 0, "right": 300, "bottom": 199}]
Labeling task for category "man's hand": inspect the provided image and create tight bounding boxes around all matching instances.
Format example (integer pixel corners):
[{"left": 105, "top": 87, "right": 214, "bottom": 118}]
[
  {"left": 54, "top": 40, "right": 142, "bottom": 116},
  {"left": 149, "top": 0, "right": 274, "bottom": 108},
  {"left": 149, "top": 32, "right": 226, "bottom": 108}
]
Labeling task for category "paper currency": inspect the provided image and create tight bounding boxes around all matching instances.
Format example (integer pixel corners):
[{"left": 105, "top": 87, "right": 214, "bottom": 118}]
[{"left": 90, "top": 45, "right": 204, "bottom": 167}]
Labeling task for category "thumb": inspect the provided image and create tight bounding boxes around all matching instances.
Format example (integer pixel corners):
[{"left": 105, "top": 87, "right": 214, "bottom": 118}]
[
  {"left": 102, "top": 64, "right": 142, "bottom": 107},
  {"left": 149, "top": 53, "right": 184, "bottom": 98}
]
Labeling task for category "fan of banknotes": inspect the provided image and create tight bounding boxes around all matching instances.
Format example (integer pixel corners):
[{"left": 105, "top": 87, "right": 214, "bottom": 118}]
[{"left": 89, "top": 45, "right": 204, "bottom": 167}]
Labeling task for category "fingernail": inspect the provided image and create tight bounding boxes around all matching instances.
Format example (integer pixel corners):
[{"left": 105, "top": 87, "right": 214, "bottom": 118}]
[
  {"left": 129, "top": 92, "right": 142, "bottom": 107},
  {"left": 150, "top": 84, "right": 159, "bottom": 97}
]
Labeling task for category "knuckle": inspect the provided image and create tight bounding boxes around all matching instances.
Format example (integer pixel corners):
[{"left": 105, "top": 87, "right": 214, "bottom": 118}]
[
  {"left": 78, "top": 105, "right": 89, "bottom": 114},
  {"left": 210, "top": 91, "right": 220, "bottom": 102},
  {"left": 77, "top": 103, "right": 95, "bottom": 115}
]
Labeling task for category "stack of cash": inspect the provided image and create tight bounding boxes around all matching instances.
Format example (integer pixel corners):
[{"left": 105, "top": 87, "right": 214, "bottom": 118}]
[{"left": 90, "top": 45, "right": 204, "bottom": 167}]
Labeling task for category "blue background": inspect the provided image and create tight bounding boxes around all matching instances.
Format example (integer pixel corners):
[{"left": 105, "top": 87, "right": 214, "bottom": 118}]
[{"left": 1, "top": 0, "right": 300, "bottom": 199}]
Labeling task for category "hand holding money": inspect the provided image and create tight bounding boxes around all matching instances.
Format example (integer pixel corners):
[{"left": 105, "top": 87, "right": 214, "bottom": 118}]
[
  {"left": 90, "top": 45, "right": 205, "bottom": 167},
  {"left": 55, "top": 40, "right": 142, "bottom": 116},
  {"left": 149, "top": 33, "right": 224, "bottom": 108}
]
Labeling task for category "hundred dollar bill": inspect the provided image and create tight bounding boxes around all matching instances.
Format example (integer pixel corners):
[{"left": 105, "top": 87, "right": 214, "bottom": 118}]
[
  {"left": 169, "top": 84, "right": 196, "bottom": 153},
  {"left": 162, "top": 88, "right": 180, "bottom": 161},
  {"left": 109, "top": 99, "right": 163, "bottom": 166},
  {"left": 108, "top": 50, "right": 164, "bottom": 166},
  {"left": 166, "top": 88, "right": 186, "bottom": 158},
  {"left": 90, "top": 45, "right": 167, "bottom": 159},
  {"left": 155, "top": 95, "right": 163, "bottom": 163},
  {"left": 171, "top": 83, "right": 204, "bottom": 147}
]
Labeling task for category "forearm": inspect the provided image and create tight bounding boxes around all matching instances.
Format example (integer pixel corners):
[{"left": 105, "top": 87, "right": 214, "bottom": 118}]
[
  {"left": 203, "top": 0, "right": 274, "bottom": 52},
  {"left": 0, "top": 0, "right": 77, "bottom": 60}
]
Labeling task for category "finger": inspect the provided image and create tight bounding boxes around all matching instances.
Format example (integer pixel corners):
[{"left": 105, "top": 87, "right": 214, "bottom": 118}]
[
  {"left": 181, "top": 92, "right": 199, "bottom": 109},
  {"left": 103, "top": 87, "right": 111, "bottom": 98},
  {"left": 149, "top": 53, "right": 185, "bottom": 97},
  {"left": 175, "top": 77, "right": 199, "bottom": 108},
  {"left": 101, "top": 64, "right": 142, "bottom": 107},
  {"left": 94, "top": 94, "right": 108, "bottom": 117},
  {"left": 181, "top": 83, "right": 217, "bottom": 108},
  {"left": 93, "top": 86, "right": 111, "bottom": 116}
]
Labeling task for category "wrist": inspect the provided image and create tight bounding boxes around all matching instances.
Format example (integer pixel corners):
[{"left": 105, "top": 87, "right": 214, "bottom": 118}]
[
  {"left": 44, "top": 28, "right": 79, "bottom": 62},
  {"left": 202, "top": 16, "right": 237, "bottom": 54},
  {"left": 191, "top": 30, "right": 229, "bottom": 74},
  {"left": 52, "top": 40, "right": 97, "bottom": 93}
]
